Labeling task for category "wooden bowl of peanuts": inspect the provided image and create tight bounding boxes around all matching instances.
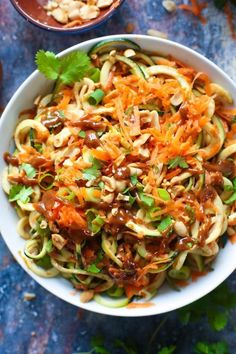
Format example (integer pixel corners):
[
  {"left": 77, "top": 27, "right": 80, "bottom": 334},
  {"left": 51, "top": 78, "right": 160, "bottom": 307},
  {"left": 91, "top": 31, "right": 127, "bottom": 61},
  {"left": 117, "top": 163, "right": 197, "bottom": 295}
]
[{"left": 10, "top": 0, "right": 125, "bottom": 33}]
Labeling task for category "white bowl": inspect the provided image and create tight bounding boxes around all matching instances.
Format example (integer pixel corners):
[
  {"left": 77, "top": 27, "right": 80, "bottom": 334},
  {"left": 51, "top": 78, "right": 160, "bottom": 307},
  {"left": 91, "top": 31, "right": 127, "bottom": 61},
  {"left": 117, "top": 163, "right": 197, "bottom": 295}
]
[{"left": 1, "top": 34, "right": 236, "bottom": 317}]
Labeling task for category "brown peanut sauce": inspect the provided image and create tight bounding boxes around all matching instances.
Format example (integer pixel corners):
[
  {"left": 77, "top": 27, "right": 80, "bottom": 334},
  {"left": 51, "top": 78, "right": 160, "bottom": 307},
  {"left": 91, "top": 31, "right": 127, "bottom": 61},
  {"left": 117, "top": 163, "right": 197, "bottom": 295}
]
[
  {"left": 199, "top": 185, "right": 217, "bottom": 203},
  {"left": 42, "top": 111, "right": 64, "bottom": 130},
  {"left": 26, "top": 155, "right": 53, "bottom": 169},
  {"left": 114, "top": 166, "right": 130, "bottom": 180},
  {"left": 84, "top": 130, "right": 100, "bottom": 148},
  {"left": 68, "top": 119, "right": 106, "bottom": 131},
  {"left": 204, "top": 160, "right": 235, "bottom": 177},
  {"left": 8, "top": 175, "right": 38, "bottom": 186},
  {"left": 4, "top": 152, "right": 19, "bottom": 166},
  {"left": 34, "top": 191, "right": 63, "bottom": 221}
]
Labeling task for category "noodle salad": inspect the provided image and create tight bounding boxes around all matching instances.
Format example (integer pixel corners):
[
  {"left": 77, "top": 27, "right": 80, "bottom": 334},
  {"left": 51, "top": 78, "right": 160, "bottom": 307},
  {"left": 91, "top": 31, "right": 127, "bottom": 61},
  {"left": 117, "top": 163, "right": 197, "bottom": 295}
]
[{"left": 2, "top": 39, "right": 236, "bottom": 308}]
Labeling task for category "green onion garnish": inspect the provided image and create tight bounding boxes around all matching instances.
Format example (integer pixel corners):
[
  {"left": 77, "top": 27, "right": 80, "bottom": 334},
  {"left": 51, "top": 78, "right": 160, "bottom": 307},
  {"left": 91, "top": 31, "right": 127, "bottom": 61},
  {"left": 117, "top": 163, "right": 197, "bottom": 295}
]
[
  {"left": 39, "top": 173, "right": 54, "bottom": 190},
  {"left": 158, "top": 216, "right": 172, "bottom": 232},
  {"left": 139, "top": 192, "right": 155, "bottom": 208},
  {"left": 78, "top": 130, "right": 86, "bottom": 138},
  {"left": 88, "top": 89, "right": 105, "bottom": 105},
  {"left": 157, "top": 188, "right": 171, "bottom": 201}
]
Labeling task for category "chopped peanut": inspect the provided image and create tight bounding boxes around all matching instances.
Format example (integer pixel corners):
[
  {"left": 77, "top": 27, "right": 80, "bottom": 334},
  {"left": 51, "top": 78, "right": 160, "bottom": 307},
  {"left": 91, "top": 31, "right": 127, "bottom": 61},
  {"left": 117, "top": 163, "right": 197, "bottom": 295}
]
[{"left": 44, "top": 0, "right": 114, "bottom": 25}]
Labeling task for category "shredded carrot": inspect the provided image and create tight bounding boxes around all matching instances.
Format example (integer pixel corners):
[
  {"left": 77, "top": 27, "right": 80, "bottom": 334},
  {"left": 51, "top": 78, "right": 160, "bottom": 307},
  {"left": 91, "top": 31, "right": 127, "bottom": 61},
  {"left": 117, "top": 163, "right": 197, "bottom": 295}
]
[
  {"left": 90, "top": 148, "right": 111, "bottom": 162},
  {"left": 129, "top": 106, "right": 141, "bottom": 136},
  {"left": 102, "top": 140, "right": 122, "bottom": 159},
  {"left": 224, "top": 3, "right": 236, "bottom": 39},
  {"left": 127, "top": 302, "right": 154, "bottom": 309},
  {"left": 165, "top": 168, "right": 182, "bottom": 181},
  {"left": 179, "top": 0, "right": 208, "bottom": 24},
  {"left": 58, "top": 205, "right": 87, "bottom": 229},
  {"left": 125, "top": 285, "right": 142, "bottom": 298},
  {"left": 57, "top": 89, "right": 73, "bottom": 109},
  {"left": 229, "top": 234, "right": 236, "bottom": 244}
]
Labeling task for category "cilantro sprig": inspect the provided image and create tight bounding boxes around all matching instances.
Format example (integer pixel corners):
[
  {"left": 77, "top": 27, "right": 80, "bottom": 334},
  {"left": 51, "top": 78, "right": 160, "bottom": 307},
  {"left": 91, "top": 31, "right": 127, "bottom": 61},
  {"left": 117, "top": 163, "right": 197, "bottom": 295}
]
[
  {"left": 35, "top": 50, "right": 91, "bottom": 90},
  {"left": 178, "top": 282, "right": 236, "bottom": 331},
  {"left": 168, "top": 156, "right": 189, "bottom": 169},
  {"left": 194, "top": 341, "right": 229, "bottom": 354},
  {"left": 20, "top": 163, "right": 36, "bottom": 179},
  {"left": 157, "top": 345, "right": 176, "bottom": 354},
  {"left": 9, "top": 185, "right": 33, "bottom": 204},
  {"left": 214, "top": 0, "right": 236, "bottom": 10}
]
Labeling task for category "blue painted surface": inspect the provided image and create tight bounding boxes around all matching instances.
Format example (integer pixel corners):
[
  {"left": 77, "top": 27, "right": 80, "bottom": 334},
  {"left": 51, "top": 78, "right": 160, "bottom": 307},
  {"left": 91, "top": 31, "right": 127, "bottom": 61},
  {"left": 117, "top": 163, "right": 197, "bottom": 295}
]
[{"left": 0, "top": 1, "right": 236, "bottom": 353}]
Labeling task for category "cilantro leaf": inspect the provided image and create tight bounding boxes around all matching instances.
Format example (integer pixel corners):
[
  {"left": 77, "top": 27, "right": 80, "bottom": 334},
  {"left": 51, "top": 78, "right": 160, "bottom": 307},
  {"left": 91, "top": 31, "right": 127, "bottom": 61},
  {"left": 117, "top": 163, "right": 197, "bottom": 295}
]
[
  {"left": 178, "top": 282, "right": 236, "bottom": 332},
  {"left": 157, "top": 345, "right": 176, "bottom": 354},
  {"left": 83, "top": 167, "right": 101, "bottom": 181},
  {"left": 115, "top": 339, "right": 138, "bottom": 354},
  {"left": 20, "top": 163, "right": 36, "bottom": 178},
  {"left": 168, "top": 156, "right": 189, "bottom": 169},
  {"left": 91, "top": 336, "right": 110, "bottom": 354},
  {"left": 36, "top": 255, "right": 52, "bottom": 269},
  {"left": 82, "top": 158, "right": 102, "bottom": 181},
  {"left": 9, "top": 185, "right": 33, "bottom": 204},
  {"left": 87, "top": 263, "right": 101, "bottom": 273},
  {"left": 194, "top": 341, "right": 229, "bottom": 354},
  {"left": 208, "top": 311, "right": 228, "bottom": 331},
  {"left": 60, "top": 51, "right": 91, "bottom": 85},
  {"left": 35, "top": 50, "right": 60, "bottom": 80}
]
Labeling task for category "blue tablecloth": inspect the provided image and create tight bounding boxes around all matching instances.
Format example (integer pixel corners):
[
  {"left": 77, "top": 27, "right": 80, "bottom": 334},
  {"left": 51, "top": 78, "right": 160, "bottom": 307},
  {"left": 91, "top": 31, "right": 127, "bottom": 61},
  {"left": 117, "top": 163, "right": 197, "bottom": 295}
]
[{"left": 0, "top": 1, "right": 236, "bottom": 353}]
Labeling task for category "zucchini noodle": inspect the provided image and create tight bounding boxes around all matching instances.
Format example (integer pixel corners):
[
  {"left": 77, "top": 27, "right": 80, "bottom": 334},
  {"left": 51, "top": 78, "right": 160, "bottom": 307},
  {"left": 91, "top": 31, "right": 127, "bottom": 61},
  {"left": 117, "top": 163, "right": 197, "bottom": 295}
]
[{"left": 2, "top": 39, "right": 236, "bottom": 308}]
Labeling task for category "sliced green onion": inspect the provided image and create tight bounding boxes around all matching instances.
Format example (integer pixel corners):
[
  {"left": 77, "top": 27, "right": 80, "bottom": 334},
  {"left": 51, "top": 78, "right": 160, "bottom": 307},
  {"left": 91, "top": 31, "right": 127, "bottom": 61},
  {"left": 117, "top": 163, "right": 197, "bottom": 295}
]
[
  {"left": 78, "top": 130, "right": 86, "bottom": 138},
  {"left": 57, "top": 187, "right": 75, "bottom": 201},
  {"left": 39, "top": 173, "right": 54, "bottom": 190},
  {"left": 168, "top": 266, "right": 191, "bottom": 280},
  {"left": 225, "top": 191, "right": 236, "bottom": 204},
  {"left": 34, "top": 143, "right": 43, "bottom": 153},
  {"left": 88, "top": 89, "right": 105, "bottom": 105},
  {"left": 157, "top": 188, "right": 171, "bottom": 201},
  {"left": 86, "top": 210, "right": 105, "bottom": 234},
  {"left": 185, "top": 204, "right": 195, "bottom": 224},
  {"left": 147, "top": 207, "right": 161, "bottom": 221},
  {"left": 130, "top": 174, "right": 138, "bottom": 185},
  {"left": 88, "top": 67, "right": 101, "bottom": 82},
  {"left": 139, "top": 192, "right": 155, "bottom": 208},
  {"left": 158, "top": 216, "right": 172, "bottom": 232},
  {"left": 98, "top": 181, "right": 105, "bottom": 189}
]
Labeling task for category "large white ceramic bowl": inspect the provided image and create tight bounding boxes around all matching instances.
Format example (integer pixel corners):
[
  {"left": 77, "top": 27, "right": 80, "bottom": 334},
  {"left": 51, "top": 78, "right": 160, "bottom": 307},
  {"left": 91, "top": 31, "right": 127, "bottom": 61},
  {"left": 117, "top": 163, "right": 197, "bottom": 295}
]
[{"left": 0, "top": 35, "right": 236, "bottom": 317}]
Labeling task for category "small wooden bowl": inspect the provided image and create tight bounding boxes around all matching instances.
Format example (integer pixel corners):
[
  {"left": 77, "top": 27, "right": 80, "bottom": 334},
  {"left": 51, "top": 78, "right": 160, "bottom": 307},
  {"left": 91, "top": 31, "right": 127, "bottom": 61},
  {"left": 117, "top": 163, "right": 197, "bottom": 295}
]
[{"left": 10, "top": 0, "right": 125, "bottom": 33}]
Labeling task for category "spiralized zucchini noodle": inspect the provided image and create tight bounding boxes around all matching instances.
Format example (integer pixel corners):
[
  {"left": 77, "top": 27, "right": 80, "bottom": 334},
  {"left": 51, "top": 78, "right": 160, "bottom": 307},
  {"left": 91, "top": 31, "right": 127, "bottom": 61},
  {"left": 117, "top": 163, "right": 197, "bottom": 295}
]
[{"left": 2, "top": 39, "right": 236, "bottom": 307}]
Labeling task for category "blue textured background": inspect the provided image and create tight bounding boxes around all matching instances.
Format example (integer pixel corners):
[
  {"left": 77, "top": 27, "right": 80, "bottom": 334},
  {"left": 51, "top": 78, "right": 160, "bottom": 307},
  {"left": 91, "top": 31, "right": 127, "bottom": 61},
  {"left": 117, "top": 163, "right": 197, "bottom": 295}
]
[{"left": 0, "top": 1, "right": 236, "bottom": 353}]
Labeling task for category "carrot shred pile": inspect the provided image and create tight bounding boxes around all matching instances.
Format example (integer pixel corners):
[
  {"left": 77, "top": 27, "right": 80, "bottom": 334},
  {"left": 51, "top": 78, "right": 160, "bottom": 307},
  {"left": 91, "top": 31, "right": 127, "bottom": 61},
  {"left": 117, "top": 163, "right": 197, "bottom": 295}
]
[{"left": 179, "top": 0, "right": 208, "bottom": 24}]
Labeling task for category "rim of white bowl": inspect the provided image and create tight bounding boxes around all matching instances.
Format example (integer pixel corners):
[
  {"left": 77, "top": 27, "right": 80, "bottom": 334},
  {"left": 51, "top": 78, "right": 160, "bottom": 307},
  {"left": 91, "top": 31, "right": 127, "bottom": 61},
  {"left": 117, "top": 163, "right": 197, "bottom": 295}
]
[{"left": 0, "top": 34, "right": 236, "bottom": 317}]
